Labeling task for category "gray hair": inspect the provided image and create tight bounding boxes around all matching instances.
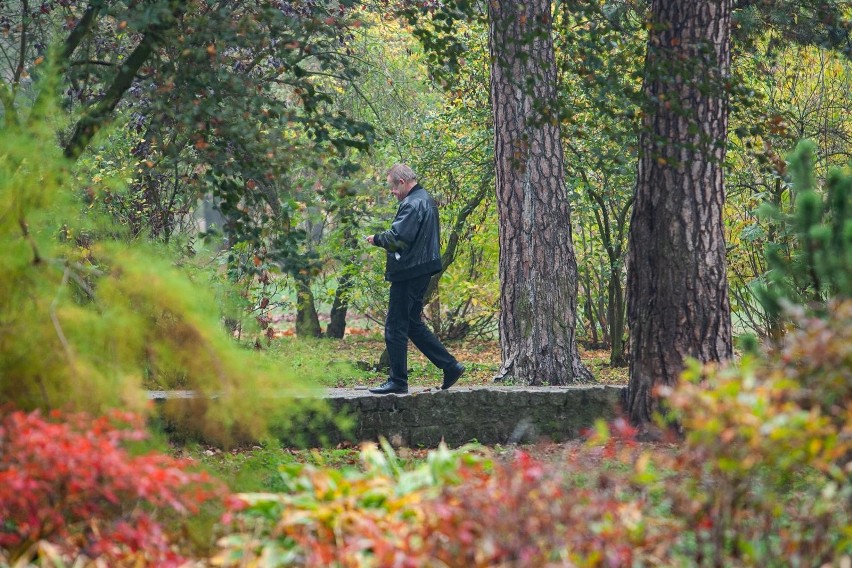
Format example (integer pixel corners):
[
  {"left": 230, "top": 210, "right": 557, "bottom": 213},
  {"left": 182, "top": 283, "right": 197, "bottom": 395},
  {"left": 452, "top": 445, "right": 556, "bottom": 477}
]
[{"left": 387, "top": 163, "right": 417, "bottom": 182}]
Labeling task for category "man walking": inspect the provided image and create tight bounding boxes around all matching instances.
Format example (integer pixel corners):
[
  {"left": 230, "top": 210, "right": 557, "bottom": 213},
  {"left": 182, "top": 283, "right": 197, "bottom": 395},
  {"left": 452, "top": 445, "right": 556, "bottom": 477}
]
[{"left": 366, "top": 164, "right": 465, "bottom": 394}]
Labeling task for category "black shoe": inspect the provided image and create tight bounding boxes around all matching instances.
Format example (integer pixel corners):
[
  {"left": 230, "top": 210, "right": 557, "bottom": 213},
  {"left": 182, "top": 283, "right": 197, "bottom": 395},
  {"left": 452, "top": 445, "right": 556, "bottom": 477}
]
[
  {"left": 441, "top": 362, "right": 465, "bottom": 390},
  {"left": 369, "top": 380, "right": 408, "bottom": 394}
]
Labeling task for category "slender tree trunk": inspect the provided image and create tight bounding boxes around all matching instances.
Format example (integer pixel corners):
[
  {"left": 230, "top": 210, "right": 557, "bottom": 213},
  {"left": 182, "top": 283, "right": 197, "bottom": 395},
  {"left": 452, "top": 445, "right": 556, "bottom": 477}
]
[
  {"left": 326, "top": 224, "right": 357, "bottom": 339},
  {"left": 326, "top": 271, "right": 352, "bottom": 339},
  {"left": 593, "top": 267, "right": 609, "bottom": 345},
  {"left": 583, "top": 274, "right": 600, "bottom": 348},
  {"left": 423, "top": 179, "right": 490, "bottom": 304},
  {"left": 295, "top": 276, "right": 322, "bottom": 338},
  {"left": 428, "top": 296, "right": 443, "bottom": 337},
  {"left": 625, "top": 0, "right": 733, "bottom": 427},
  {"left": 489, "top": 0, "right": 591, "bottom": 384},
  {"left": 764, "top": 176, "right": 784, "bottom": 338},
  {"left": 608, "top": 268, "right": 627, "bottom": 367}
]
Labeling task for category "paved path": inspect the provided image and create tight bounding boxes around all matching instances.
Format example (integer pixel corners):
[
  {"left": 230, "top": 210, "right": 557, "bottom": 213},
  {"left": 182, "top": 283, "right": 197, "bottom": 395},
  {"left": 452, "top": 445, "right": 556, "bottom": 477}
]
[{"left": 149, "top": 384, "right": 621, "bottom": 399}]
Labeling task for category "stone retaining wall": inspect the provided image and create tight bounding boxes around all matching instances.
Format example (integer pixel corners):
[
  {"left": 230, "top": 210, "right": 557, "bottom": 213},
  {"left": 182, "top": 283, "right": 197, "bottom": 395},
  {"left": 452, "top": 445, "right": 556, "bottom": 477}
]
[
  {"left": 151, "top": 385, "right": 626, "bottom": 448},
  {"left": 319, "top": 386, "right": 625, "bottom": 447}
]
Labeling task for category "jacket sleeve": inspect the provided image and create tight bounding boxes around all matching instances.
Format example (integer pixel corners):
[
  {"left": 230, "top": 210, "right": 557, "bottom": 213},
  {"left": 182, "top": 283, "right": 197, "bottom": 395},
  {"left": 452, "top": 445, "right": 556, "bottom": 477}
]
[{"left": 373, "top": 200, "right": 421, "bottom": 252}]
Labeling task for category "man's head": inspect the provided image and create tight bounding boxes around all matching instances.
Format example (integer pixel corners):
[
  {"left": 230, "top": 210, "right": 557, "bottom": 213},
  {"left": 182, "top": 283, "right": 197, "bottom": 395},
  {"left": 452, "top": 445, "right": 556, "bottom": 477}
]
[{"left": 386, "top": 163, "right": 417, "bottom": 202}]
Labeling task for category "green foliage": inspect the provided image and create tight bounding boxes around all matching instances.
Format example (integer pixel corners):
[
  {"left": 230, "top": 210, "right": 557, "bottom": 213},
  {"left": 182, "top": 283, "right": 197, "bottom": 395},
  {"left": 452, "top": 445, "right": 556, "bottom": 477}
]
[
  {"left": 732, "top": 0, "right": 852, "bottom": 60},
  {"left": 0, "top": 99, "right": 328, "bottom": 446},
  {"left": 725, "top": 36, "right": 852, "bottom": 340},
  {"left": 4, "top": 0, "right": 377, "bottom": 267},
  {"left": 550, "top": 4, "right": 642, "bottom": 358},
  {"left": 756, "top": 140, "right": 852, "bottom": 318}
]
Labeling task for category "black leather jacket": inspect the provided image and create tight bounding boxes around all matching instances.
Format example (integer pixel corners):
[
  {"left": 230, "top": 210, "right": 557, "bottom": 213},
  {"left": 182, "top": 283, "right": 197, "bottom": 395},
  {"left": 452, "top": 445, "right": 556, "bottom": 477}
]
[{"left": 372, "top": 184, "right": 443, "bottom": 282}]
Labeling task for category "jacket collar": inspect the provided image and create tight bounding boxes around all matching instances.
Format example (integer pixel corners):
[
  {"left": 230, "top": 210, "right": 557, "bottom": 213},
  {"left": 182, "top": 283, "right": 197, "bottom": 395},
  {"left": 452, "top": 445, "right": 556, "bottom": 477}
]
[{"left": 407, "top": 183, "right": 423, "bottom": 197}]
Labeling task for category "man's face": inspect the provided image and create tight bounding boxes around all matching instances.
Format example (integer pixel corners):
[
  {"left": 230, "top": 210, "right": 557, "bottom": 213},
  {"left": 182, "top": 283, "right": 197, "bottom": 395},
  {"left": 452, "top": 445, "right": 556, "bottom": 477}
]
[{"left": 388, "top": 176, "right": 409, "bottom": 202}]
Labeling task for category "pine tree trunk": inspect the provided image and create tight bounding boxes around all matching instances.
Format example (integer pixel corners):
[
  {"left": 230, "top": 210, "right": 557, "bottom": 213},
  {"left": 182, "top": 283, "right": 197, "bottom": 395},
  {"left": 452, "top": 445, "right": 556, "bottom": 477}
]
[
  {"left": 489, "top": 0, "right": 591, "bottom": 384},
  {"left": 625, "top": 0, "right": 734, "bottom": 427}
]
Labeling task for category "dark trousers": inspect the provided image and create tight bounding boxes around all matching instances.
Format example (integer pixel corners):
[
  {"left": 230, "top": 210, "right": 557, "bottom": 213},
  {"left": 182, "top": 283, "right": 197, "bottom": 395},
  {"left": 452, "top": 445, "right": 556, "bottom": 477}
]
[{"left": 385, "top": 274, "right": 456, "bottom": 385}]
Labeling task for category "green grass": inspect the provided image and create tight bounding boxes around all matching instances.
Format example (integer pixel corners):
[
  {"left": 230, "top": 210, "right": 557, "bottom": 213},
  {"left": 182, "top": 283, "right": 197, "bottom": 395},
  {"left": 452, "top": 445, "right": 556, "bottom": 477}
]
[
  {"left": 183, "top": 442, "right": 364, "bottom": 492},
  {"left": 184, "top": 437, "right": 631, "bottom": 494},
  {"left": 262, "top": 335, "right": 627, "bottom": 389}
]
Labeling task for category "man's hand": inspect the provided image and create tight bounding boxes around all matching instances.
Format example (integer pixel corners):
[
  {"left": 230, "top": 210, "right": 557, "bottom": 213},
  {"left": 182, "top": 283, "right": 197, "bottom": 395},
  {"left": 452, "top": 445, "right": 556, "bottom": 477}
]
[{"left": 365, "top": 235, "right": 375, "bottom": 245}]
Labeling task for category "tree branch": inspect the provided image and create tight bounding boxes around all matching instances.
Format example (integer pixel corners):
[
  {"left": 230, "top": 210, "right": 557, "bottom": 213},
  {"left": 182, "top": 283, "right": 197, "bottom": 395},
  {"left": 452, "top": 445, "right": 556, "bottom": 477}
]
[
  {"left": 63, "top": 1, "right": 107, "bottom": 61},
  {"left": 13, "top": 0, "right": 29, "bottom": 88},
  {"left": 63, "top": 1, "right": 182, "bottom": 159},
  {"left": 28, "top": 1, "right": 107, "bottom": 122}
]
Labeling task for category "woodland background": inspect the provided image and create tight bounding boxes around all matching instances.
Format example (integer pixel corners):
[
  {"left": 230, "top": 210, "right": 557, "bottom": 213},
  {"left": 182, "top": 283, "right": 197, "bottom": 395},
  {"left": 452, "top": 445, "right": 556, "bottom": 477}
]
[{"left": 0, "top": 0, "right": 850, "bottom": 566}]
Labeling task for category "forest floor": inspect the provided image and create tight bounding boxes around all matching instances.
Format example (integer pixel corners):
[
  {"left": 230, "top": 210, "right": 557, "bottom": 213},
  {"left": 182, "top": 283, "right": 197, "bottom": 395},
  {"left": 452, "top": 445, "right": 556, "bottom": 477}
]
[
  {"left": 190, "top": 436, "right": 641, "bottom": 487},
  {"left": 270, "top": 334, "right": 629, "bottom": 390}
]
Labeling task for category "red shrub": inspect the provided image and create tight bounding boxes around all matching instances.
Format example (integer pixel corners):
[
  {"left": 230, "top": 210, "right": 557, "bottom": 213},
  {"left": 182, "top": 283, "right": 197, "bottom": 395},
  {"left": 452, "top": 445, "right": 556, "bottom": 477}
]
[
  {"left": 408, "top": 448, "right": 673, "bottom": 568},
  {"left": 0, "top": 408, "right": 224, "bottom": 566}
]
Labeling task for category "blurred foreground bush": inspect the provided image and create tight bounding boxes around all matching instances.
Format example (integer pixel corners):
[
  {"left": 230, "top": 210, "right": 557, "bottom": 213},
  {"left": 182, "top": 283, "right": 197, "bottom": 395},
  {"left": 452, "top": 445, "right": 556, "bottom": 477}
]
[
  {"left": 216, "top": 302, "right": 851, "bottom": 567},
  {"left": 661, "top": 299, "right": 851, "bottom": 566},
  {"left": 0, "top": 98, "right": 328, "bottom": 445},
  {"left": 756, "top": 140, "right": 851, "bottom": 326},
  {"left": 0, "top": 408, "right": 224, "bottom": 567}
]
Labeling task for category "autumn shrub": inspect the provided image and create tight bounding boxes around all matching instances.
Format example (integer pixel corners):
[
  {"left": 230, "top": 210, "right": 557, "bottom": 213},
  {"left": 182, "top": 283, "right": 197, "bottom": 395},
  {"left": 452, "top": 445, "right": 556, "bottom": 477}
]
[
  {"left": 659, "top": 298, "right": 852, "bottom": 566},
  {"left": 411, "top": 302, "right": 851, "bottom": 568},
  {"left": 214, "top": 428, "right": 680, "bottom": 567},
  {"left": 212, "top": 439, "right": 490, "bottom": 566},
  {"left": 411, "top": 437, "right": 677, "bottom": 567},
  {"left": 0, "top": 407, "right": 226, "bottom": 567}
]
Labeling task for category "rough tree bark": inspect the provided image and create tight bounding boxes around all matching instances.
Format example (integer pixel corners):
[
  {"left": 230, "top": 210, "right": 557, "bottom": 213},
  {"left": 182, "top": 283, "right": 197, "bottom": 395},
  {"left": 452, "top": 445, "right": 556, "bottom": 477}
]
[
  {"left": 488, "top": 0, "right": 591, "bottom": 384},
  {"left": 625, "top": 0, "right": 734, "bottom": 428}
]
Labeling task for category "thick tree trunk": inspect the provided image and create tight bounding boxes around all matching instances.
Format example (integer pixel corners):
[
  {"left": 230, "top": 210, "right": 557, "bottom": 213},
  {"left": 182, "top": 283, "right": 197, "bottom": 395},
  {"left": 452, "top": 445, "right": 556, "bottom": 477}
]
[
  {"left": 489, "top": 0, "right": 591, "bottom": 384},
  {"left": 625, "top": 0, "right": 734, "bottom": 427}
]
